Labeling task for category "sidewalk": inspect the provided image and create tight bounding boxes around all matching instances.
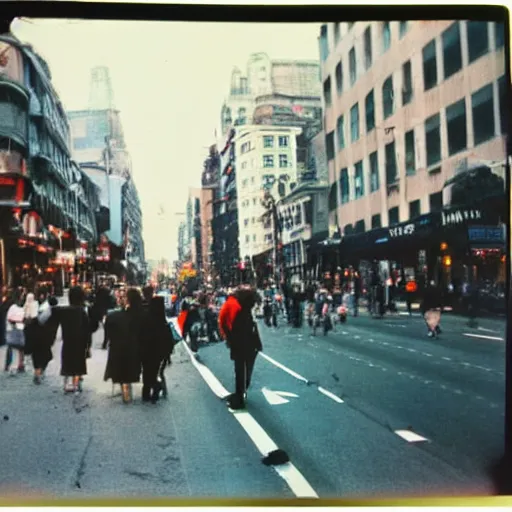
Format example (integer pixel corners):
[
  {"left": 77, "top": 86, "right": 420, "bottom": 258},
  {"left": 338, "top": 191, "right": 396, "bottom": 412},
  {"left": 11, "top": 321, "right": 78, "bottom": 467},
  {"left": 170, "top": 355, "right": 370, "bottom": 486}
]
[{"left": 0, "top": 325, "right": 287, "bottom": 500}]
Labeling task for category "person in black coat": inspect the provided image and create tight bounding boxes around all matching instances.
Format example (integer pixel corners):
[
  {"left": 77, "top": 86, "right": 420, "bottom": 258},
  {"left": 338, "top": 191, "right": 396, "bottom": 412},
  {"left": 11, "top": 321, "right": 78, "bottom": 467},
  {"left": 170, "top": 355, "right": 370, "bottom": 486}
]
[
  {"left": 141, "top": 296, "right": 174, "bottom": 403},
  {"left": 104, "top": 288, "right": 144, "bottom": 404},
  {"left": 52, "top": 286, "right": 97, "bottom": 393},
  {"left": 221, "top": 286, "right": 262, "bottom": 410},
  {"left": 182, "top": 300, "right": 202, "bottom": 352}
]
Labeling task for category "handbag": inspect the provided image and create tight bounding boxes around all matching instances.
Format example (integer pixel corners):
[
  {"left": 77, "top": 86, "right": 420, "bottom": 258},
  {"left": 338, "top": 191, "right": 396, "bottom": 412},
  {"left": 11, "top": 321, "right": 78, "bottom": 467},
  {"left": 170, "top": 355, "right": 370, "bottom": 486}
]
[{"left": 6, "top": 324, "right": 25, "bottom": 348}]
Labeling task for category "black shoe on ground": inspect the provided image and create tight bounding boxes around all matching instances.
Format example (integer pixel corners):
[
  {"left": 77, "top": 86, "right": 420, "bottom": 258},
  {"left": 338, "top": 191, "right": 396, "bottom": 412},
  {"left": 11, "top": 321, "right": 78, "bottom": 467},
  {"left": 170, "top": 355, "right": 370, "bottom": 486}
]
[{"left": 227, "top": 394, "right": 246, "bottom": 410}]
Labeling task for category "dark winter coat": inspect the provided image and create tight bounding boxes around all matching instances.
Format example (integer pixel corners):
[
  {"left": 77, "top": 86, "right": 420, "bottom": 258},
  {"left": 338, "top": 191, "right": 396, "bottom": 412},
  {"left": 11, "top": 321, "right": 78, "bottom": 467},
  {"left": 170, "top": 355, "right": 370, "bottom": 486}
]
[
  {"left": 182, "top": 306, "right": 201, "bottom": 339},
  {"left": 32, "top": 303, "right": 59, "bottom": 370},
  {"left": 141, "top": 297, "right": 174, "bottom": 364},
  {"left": 228, "top": 305, "right": 262, "bottom": 361},
  {"left": 104, "top": 308, "right": 144, "bottom": 384},
  {"left": 52, "top": 305, "right": 95, "bottom": 377},
  {"left": 421, "top": 286, "right": 442, "bottom": 313}
]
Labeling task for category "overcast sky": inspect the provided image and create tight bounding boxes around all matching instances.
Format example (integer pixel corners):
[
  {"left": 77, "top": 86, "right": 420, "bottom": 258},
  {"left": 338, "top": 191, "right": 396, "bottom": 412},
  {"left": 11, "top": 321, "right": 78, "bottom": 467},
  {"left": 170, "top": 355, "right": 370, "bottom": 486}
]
[{"left": 9, "top": 18, "right": 321, "bottom": 262}]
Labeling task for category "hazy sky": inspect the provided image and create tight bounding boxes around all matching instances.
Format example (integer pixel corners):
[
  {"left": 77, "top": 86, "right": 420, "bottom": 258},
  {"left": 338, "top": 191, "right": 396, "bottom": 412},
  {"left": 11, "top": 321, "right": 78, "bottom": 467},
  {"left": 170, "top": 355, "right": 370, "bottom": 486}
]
[{"left": 9, "top": 18, "right": 321, "bottom": 262}]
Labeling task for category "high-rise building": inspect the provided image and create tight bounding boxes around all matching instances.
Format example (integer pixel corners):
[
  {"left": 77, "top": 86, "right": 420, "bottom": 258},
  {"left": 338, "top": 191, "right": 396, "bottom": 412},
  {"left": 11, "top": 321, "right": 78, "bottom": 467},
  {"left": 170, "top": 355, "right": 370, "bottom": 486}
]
[
  {"left": 220, "top": 53, "right": 322, "bottom": 136},
  {"left": 68, "top": 66, "right": 145, "bottom": 283},
  {"left": 319, "top": 20, "right": 507, "bottom": 287}
]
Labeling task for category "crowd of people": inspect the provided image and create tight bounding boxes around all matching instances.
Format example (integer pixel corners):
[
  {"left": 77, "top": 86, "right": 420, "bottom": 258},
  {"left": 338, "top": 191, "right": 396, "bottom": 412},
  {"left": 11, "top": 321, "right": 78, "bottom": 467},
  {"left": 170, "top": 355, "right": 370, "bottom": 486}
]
[{"left": 0, "top": 284, "right": 176, "bottom": 405}]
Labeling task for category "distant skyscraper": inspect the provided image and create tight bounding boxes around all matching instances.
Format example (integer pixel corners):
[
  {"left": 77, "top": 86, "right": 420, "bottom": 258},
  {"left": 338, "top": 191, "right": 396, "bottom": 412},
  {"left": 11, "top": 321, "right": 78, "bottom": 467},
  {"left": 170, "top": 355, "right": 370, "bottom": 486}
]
[{"left": 88, "top": 66, "right": 116, "bottom": 111}]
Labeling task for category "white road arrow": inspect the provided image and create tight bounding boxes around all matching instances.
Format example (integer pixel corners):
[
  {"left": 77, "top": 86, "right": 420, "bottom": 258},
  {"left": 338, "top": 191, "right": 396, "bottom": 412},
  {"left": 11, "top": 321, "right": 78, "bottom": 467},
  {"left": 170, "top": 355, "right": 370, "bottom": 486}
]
[{"left": 262, "top": 387, "right": 299, "bottom": 405}]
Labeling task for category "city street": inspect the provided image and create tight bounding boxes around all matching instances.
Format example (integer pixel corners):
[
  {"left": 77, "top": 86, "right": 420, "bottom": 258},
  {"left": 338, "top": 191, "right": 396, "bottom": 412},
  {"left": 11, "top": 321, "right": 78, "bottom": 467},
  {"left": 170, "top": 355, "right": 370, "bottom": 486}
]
[{"left": 0, "top": 309, "right": 505, "bottom": 500}]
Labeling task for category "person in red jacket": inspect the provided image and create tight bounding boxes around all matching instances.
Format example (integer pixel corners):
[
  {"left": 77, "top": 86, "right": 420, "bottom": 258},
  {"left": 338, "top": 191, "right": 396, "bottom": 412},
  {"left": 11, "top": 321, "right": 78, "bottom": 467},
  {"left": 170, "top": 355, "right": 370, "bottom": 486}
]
[{"left": 219, "top": 286, "right": 262, "bottom": 410}]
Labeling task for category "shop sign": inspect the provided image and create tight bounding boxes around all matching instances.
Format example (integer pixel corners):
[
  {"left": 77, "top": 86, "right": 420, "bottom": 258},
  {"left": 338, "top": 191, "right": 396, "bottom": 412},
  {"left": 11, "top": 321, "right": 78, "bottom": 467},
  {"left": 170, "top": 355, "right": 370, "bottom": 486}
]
[
  {"left": 53, "top": 251, "right": 75, "bottom": 266},
  {"left": 468, "top": 226, "right": 504, "bottom": 243},
  {"left": 389, "top": 223, "right": 415, "bottom": 238},
  {"left": 96, "top": 244, "right": 110, "bottom": 262},
  {"left": 441, "top": 208, "right": 482, "bottom": 226}
]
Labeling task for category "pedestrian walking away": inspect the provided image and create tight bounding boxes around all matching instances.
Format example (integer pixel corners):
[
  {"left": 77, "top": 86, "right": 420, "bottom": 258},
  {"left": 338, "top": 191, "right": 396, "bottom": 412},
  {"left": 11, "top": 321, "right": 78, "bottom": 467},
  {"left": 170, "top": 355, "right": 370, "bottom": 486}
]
[
  {"left": 31, "top": 287, "right": 57, "bottom": 384},
  {"left": 52, "top": 286, "right": 98, "bottom": 394},
  {"left": 4, "top": 290, "right": 27, "bottom": 375},
  {"left": 219, "top": 285, "right": 262, "bottom": 410},
  {"left": 104, "top": 288, "right": 144, "bottom": 403},
  {"left": 141, "top": 295, "right": 175, "bottom": 403}
]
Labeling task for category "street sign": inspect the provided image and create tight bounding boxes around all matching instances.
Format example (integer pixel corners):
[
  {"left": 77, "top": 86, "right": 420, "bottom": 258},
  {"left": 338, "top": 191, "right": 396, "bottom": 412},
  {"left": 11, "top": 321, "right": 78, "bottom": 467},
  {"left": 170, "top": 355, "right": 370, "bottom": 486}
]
[{"left": 262, "top": 387, "right": 299, "bottom": 405}]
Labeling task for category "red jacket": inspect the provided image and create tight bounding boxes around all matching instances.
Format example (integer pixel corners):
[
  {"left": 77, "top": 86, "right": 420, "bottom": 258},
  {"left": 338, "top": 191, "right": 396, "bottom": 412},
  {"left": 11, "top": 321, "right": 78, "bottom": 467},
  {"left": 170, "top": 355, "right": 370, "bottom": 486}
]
[{"left": 218, "top": 295, "right": 241, "bottom": 340}]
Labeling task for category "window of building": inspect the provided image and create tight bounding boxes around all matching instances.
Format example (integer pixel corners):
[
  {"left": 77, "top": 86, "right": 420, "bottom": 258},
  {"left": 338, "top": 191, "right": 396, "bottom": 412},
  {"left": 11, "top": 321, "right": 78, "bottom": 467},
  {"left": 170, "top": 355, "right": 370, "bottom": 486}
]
[
  {"left": 364, "top": 27, "right": 372, "bottom": 69},
  {"left": 244, "top": 218, "right": 249, "bottom": 227},
  {"left": 263, "top": 136, "right": 273, "bottom": 148},
  {"left": 496, "top": 22, "right": 505, "bottom": 49},
  {"left": 295, "top": 204, "right": 302, "bottom": 225},
  {"left": 263, "top": 155, "right": 274, "bottom": 168},
  {"left": 350, "top": 103, "right": 359, "bottom": 142},
  {"left": 279, "top": 154, "right": 288, "bottom": 168},
  {"left": 241, "top": 161, "right": 247, "bottom": 170},
  {"left": 348, "top": 22, "right": 355, "bottom": 30},
  {"left": 253, "top": 234, "right": 256, "bottom": 242},
  {"left": 402, "top": 60, "right": 413, "bottom": 105},
  {"left": 371, "top": 214, "right": 381, "bottom": 229},
  {"left": 388, "top": 206, "right": 399, "bottom": 226},
  {"left": 326, "top": 131, "right": 335, "bottom": 160},
  {"left": 336, "top": 115, "right": 345, "bottom": 150},
  {"left": 320, "top": 24, "right": 329, "bottom": 62},
  {"left": 405, "top": 129, "right": 416, "bottom": 175},
  {"left": 242, "top": 179, "right": 248, "bottom": 188},
  {"left": 353, "top": 220, "right": 365, "bottom": 233},
  {"left": 304, "top": 200, "right": 313, "bottom": 225},
  {"left": 422, "top": 40, "right": 437, "bottom": 91},
  {"left": 365, "top": 90, "right": 375, "bottom": 132},
  {"left": 251, "top": 176, "right": 255, "bottom": 184},
  {"left": 334, "top": 22, "right": 341, "bottom": 43},
  {"left": 472, "top": 83, "right": 495, "bottom": 145},
  {"left": 382, "top": 22, "right": 391, "bottom": 52},
  {"left": 382, "top": 75, "right": 394, "bottom": 119},
  {"left": 467, "top": 21, "right": 489, "bottom": 63},
  {"left": 340, "top": 168, "right": 350, "bottom": 203},
  {"left": 253, "top": 198, "right": 257, "bottom": 205},
  {"left": 429, "top": 191, "right": 443, "bottom": 212},
  {"left": 344, "top": 224, "right": 354, "bottom": 236},
  {"left": 323, "top": 76, "right": 332, "bottom": 106},
  {"left": 335, "top": 61, "right": 343, "bottom": 95},
  {"left": 328, "top": 182, "right": 337, "bottom": 211},
  {"left": 278, "top": 135, "right": 289, "bottom": 147},
  {"left": 385, "top": 141, "right": 397, "bottom": 184},
  {"left": 446, "top": 98, "right": 467, "bottom": 155},
  {"left": 442, "top": 22, "right": 462, "bottom": 80},
  {"left": 399, "top": 21, "right": 408, "bottom": 38},
  {"left": 349, "top": 47, "right": 357, "bottom": 86},
  {"left": 369, "top": 151, "right": 379, "bottom": 192},
  {"left": 354, "top": 160, "right": 364, "bottom": 198},
  {"left": 425, "top": 113, "right": 441, "bottom": 166},
  {"left": 498, "top": 75, "right": 508, "bottom": 135},
  {"left": 245, "top": 235, "right": 250, "bottom": 243},
  {"left": 409, "top": 199, "right": 421, "bottom": 220}
]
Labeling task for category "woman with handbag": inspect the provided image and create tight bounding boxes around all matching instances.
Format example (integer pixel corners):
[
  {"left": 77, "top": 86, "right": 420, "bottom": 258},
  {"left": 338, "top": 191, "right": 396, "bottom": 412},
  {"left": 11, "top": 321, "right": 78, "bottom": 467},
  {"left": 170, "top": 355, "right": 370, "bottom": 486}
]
[{"left": 5, "top": 290, "right": 26, "bottom": 376}]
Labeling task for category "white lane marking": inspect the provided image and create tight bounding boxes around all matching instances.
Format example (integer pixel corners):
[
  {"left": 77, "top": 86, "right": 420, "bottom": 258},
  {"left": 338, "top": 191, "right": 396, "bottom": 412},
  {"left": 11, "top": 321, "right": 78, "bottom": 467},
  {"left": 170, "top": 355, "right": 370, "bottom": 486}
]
[
  {"left": 318, "top": 387, "right": 344, "bottom": 403},
  {"left": 342, "top": 331, "right": 348, "bottom": 335},
  {"left": 407, "top": 348, "right": 417, "bottom": 353},
  {"left": 181, "top": 341, "right": 230, "bottom": 399},
  {"left": 423, "top": 353, "right": 433, "bottom": 357},
  {"left": 395, "top": 430, "right": 428, "bottom": 443},
  {"left": 234, "top": 412, "right": 318, "bottom": 498},
  {"left": 463, "top": 333, "right": 504, "bottom": 341},
  {"left": 260, "top": 352, "right": 309, "bottom": 384},
  {"left": 442, "top": 357, "right": 452, "bottom": 361},
  {"left": 478, "top": 327, "right": 500, "bottom": 334},
  {"left": 354, "top": 335, "right": 361, "bottom": 339},
  {"left": 179, "top": 332, "right": 318, "bottom": 498}
]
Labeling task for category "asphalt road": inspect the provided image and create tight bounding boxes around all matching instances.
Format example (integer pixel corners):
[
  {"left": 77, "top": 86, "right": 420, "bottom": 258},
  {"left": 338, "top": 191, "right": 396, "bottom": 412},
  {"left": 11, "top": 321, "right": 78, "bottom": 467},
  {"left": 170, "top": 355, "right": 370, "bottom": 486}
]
[
  {"left": 180, "top": 310, "right": 505, "bottom": 498},
  {"left": 0, "top": 308, "right": 505, "bottom": 500}
]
